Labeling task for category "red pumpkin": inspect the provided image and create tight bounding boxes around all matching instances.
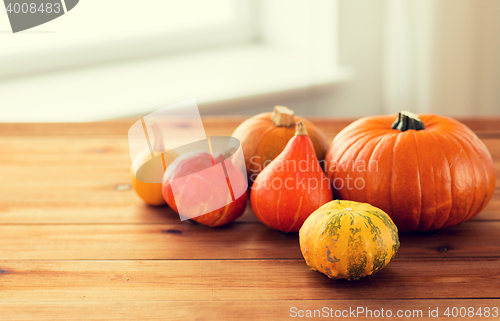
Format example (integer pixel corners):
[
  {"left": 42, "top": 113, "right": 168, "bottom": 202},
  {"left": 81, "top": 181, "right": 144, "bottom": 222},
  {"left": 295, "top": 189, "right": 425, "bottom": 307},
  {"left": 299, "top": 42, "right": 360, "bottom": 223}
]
[
  {"left": 251, "top": 121, "right": 333, "bottom": 232},
  {"left": 162, "top": 151, "right": 247, "bottom": 227},
  {"left": 232, "top": 106, "right": 329, "bottom": 184},
  {"left": 325, "top": 111, "right": 496, "bottom": 232}
]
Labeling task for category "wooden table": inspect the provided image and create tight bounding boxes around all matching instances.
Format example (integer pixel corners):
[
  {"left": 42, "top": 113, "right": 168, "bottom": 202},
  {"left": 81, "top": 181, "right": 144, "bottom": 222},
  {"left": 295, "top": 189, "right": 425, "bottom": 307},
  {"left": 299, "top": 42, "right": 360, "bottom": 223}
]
[{"left": 1, "top": 117, "right": 499, "bottom": 320}]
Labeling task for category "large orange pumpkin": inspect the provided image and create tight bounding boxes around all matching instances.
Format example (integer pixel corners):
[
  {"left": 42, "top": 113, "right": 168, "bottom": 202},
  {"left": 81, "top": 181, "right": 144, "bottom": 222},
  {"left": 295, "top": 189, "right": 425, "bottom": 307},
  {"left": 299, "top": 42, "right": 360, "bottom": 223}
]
[
  {"left": 325, "top": 111, "right": 496, "bottom": 232},
  {"left": 232, "top": 106, "right": 329, "bottom": 184}
]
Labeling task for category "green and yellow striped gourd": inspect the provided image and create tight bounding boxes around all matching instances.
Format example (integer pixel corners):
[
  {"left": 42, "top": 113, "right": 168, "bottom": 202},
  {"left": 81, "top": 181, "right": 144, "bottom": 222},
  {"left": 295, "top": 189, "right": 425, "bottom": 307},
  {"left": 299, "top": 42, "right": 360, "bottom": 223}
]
[{"left": 299, "top": 200, "right": 400, "bottom": 281}]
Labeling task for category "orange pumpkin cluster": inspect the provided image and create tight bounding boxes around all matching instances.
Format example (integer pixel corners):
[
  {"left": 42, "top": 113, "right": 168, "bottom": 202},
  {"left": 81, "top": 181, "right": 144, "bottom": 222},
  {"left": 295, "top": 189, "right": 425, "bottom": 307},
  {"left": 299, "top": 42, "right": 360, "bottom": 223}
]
[{"left": 131, "top": 107, "right": 496, "bottom": 234}]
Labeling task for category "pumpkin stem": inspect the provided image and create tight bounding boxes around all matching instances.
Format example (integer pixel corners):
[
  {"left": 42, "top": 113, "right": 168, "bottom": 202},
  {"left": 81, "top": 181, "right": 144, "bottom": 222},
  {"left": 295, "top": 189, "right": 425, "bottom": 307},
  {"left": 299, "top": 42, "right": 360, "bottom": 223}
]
[
  {"left": 271, "top": 106, "right": 295, "bottom": 127},
  {"left": 391, "top": 111, "right": 425, "bottom": 131},
  {"left": 295, "top": 120, "right": 308, "bottom": 136},
  {"left": 149, "top": 120, "right": 165, "bottom": 152}
]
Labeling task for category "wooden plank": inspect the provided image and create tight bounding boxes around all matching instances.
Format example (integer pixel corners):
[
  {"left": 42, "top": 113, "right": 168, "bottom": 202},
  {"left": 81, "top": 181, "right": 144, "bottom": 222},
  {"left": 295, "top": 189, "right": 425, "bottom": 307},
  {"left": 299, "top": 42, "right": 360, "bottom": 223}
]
[
  {"left": 485, "top": 138, "right": 500, "bottom": 187},
  {"left": 1, "top": 188, "right": 497, "bottom": 224},
  {"left": 0, "top": 187, "right": 497, "bottom": 225},
  {"left": 398, "top": 221, "right": 500, "bottom": 258},
  {"left": 0, "top": 259, "right": 499, "bottom": 301},
  {"left": 0, "top": 135, "right": 498, "bottom": 225},
  {"left": 0, "top": 197, "right": 259, "bottom": 225},
  {"left": 0, "top": 121, "right": 136, "bottom": 137},
  {"left": 0, "top": 221, "right": 499, "bottom": 260},
  {"left": 0, "top": 136, "right": 157, "bottom": 224},
  {"left": 477, "top": 190, "right": 500, "bottom": 221},
  {"left": 484, "top": 138, "right": 500, "bottom": 161},
  {"left": 1, "top": 117, "right": 500, "bottom": 137},
  {"left": 1, "top": 300, "right": 499, "bottom": 321},
  {"left": 0, "top": 118, "right": 498, "bottom": 321},
  {"left": 0, "top": 222, "right": 300, "bottom": 260}
]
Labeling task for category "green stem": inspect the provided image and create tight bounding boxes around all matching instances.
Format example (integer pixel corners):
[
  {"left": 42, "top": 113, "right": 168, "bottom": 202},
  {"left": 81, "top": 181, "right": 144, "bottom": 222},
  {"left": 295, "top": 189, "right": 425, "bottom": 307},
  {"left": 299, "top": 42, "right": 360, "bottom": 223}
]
[{"left": 391, "top": 111, "right": 425, "bottom": 131}]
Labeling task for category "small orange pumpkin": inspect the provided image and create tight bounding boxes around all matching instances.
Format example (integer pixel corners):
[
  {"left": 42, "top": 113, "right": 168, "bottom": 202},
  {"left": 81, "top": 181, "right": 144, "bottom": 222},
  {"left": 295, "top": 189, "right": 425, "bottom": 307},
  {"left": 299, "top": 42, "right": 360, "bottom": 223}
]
[
  {"left": 251, "top": 121, "right": 333, "bottom": 232},
  {"left": 130, "top": 122, "right": 177, "bottom": 206},
  {"left": 130, "top": 150, "right": 177, "bottom": 206},
  {"left": 232, "top": 106, "right": 329, "bottom": 184},
  {"left": 325, "top": 111, "right": 496, "bottom": 232},
  {"left": 162, "top": 151, "right": 247, "bottom": 227}
]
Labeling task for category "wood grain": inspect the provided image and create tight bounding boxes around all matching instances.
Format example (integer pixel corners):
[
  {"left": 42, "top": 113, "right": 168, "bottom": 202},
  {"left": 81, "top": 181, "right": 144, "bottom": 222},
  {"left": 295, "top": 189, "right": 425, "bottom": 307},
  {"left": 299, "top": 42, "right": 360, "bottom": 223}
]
[
  {"left": 0, "top": 118, "right": 499, "bottom": 320},
  {"left": 1, "top": 300, "right": 498, "bottom": 321},
  {"left": 1, "top": 116, "right": 499, "bottom": 137},
  {"left": 0, "top": 221, "right": 499, "bottom": 260},
  {"left": 0, "top": 259, "right": 499, "bottom": 301},
  {"left": 0, "top": 190, "right": 498, "bottom": 224},
  {"left": 0, "top": 135, "right": 498, "bottom": 225}
]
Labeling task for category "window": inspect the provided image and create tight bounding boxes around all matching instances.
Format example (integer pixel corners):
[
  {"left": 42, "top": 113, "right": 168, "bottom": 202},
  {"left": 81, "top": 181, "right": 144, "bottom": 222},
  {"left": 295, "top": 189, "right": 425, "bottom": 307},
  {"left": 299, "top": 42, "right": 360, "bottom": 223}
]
[
  {"left": 1, "top": 0, "right": 258, "bottom": 79},
  {"left": 0, "top": 0, "right": 349, "bottom": 122}
]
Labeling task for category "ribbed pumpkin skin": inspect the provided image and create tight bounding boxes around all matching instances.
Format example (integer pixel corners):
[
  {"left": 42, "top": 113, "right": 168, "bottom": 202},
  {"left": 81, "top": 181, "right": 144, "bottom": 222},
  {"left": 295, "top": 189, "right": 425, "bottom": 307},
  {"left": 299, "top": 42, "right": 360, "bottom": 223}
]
[
  {"left": 232, "top": 112, "right": 329, "bottom": 184},
  {"left": 299, "top": 200, "right": 400, "bottom": 281},
  {"left": 162, "top": 151, "right": 247, "bottom": 227},
  {"left": 325, "top": 114, "right": 496, "bottom": 232},
  {"left": 251, "top": 132, "right": 333, "bottom": 233}
]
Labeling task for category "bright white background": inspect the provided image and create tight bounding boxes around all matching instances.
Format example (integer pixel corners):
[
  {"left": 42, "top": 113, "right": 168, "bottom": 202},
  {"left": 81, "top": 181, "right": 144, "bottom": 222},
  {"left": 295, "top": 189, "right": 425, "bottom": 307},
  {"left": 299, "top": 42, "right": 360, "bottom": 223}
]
[{"left": 0, "top": 0, "right": 499, "bottom": 122}]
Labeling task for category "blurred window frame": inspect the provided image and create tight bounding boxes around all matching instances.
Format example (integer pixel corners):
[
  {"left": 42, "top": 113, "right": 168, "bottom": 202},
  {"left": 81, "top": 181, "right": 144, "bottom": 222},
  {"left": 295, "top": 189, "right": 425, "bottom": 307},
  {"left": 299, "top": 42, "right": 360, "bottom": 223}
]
[{"left": 0, "top": 0, "right": 352, "bottom": 122}]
